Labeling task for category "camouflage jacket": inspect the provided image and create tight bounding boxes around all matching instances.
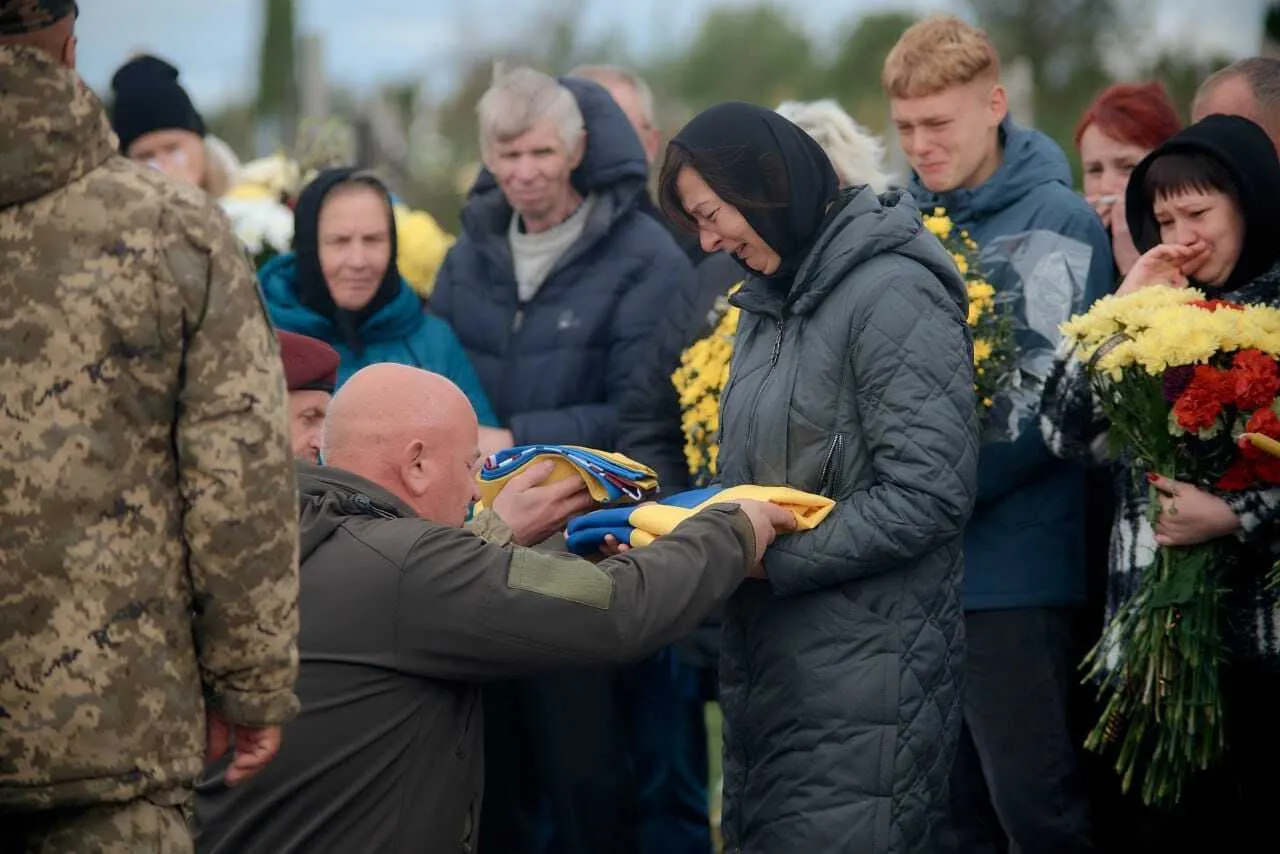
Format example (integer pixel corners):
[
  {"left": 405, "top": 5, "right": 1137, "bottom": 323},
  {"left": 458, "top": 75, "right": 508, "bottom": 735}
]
[{"left": 0, "top": 45, "right": 300, "bottom": 810}]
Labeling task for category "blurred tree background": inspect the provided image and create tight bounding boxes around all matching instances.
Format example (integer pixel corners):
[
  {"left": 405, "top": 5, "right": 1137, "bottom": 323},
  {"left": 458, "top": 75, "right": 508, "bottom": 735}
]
[{"left": 205, "top": 0, "right": 1249, "bottom": 232}]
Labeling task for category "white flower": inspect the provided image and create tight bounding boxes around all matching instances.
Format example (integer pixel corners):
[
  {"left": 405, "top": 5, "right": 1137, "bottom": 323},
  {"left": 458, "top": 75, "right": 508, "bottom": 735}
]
[
  {"left": 234, "top": 154, "right": 301, "bottom": 199},
  {"left": 221, "top": 197, "right": 294, "bottom": 257}
]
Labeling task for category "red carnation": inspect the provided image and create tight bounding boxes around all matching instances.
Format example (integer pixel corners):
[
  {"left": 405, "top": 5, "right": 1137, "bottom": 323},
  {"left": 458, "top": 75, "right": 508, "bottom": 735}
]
[
  {"left": 1239, "top": 409, "right": 1280, "bottom": 463},
  {"left": 1257, "top": 456, "right": 1280, "bottom": 485},
  {"left": 1172, "top": 365, "right": 1231, "bottom": 434},
  {"left": 1190, "top": 299, "right": 1245, "bottom": 312},
  {"left": 1217, "top": 459, "right": 1256, "bottom": 491},
  {"left": 1230, "top": 349, "right": 1280, "bottom": 411}
]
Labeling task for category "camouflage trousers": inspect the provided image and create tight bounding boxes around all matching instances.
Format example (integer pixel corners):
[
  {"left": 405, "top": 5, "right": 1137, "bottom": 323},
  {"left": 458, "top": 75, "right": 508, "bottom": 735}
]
[{"left": 3, "top": 790, "right": 193, "bottom": 854}]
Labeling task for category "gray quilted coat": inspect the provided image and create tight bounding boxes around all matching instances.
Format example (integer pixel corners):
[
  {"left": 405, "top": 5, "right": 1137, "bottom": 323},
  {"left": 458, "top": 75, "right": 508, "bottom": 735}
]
[{"left": 717, "top": 187, "right": 980, "bottom": 853}]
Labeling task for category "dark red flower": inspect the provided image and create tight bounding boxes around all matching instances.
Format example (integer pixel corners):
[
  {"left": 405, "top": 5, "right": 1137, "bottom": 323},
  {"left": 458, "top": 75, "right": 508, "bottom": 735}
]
[
  {"left": 1239, "top": 410, "right": 1280, "bottom": 465},
  {"left": 1173, "top": 365, "right": 1231, "bottom": 433},
  {"left": 1230, "top": 349, "right": 1280, "bottom": 411},
  {"left": 1162, "top": 364, "right": 1195, "bottom": 403},
  {"left": 1257, "top": 456, "right": 1280, "bottom": 484},
  {"left": 1217, "top": 459, "right": 1256, "bottom": 491},
  {"left": 1190, "top": 299, "right": 1245, "bottom": 312}
]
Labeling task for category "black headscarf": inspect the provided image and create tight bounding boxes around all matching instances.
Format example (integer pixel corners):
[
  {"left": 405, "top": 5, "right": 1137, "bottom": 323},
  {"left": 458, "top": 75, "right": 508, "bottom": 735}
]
[
  {"left": 668, "top": 102, "right": 839, "bottom": 281},
  {"left": 1126, "top": 114, "right": 1280, "bottom": 293},
  {"left": 292, "top": 168, "right": 403, "bottom": 355}
]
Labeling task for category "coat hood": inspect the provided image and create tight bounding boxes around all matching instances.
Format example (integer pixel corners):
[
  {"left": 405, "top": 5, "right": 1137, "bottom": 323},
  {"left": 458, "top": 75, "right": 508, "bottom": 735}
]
[
  {"left": 0, "top": 45, "right": 119, "bottom": 209},
  {"left": 734, "top": 186, "right": 967, "bottom": 321},
  {"left": 295, "top": 463, "right": 416, "bottom": 562},
  {"left": 260, "top": 252, "right": 427, "bottom": 344},
  {"left": 462, "top": 75, "right": 649, "bottom": 235},
  {"left": 910, "top": 118, "right": 1074, "bottom": 223},
  {"left": 1125, "top": 113, "right": 1280, "bottom": 293}
]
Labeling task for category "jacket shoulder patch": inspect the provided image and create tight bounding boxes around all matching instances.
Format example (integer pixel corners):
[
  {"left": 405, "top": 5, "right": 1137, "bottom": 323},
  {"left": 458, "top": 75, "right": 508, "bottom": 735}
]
[{"left": 507, "top": 550, "right": 613, "bottom": 609}]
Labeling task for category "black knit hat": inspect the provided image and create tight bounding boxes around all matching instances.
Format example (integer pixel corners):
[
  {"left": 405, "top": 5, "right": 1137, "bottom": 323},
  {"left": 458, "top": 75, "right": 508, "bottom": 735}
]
[{"left": 109, "top": 55, "right": 206, "bottom": 154}]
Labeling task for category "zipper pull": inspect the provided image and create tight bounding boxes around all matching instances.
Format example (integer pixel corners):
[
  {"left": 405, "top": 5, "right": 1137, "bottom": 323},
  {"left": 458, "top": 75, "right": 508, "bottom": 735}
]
[
  {"left": 770, "top": 320, "right": 785, "bottom": 366},
  {"left": 511, "top": 308, "right": 524, "bottom": 333}
]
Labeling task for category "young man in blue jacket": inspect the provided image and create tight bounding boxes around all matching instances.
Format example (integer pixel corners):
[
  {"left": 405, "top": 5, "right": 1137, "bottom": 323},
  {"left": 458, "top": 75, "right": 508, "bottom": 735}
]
[{"left": 885, "top": 16, "right": 1113, "bottom": 853}]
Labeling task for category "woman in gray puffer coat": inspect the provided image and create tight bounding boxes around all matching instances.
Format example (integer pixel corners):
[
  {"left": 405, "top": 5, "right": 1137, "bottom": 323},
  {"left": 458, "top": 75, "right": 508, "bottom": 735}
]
[{"left": 657, "top": 102, "right": 980, "bottom": 853}]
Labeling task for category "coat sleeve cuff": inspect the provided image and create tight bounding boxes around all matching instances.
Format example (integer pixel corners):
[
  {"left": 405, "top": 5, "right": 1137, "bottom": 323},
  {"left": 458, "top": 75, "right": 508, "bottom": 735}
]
[
  {"left": 702, "top": 503, "right": 757, "bottom": 574},
  {"left": 468, "top": 508, "right": 515, "bottom": 546},
  {"left": 211, "top": 686, "right": 301, "bottom": 728}
]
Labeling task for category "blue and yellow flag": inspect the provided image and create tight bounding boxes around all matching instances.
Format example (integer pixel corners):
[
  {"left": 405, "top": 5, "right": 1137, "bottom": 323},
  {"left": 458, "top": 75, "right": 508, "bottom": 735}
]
[
  {"left": 564, "top": 485, "right": 835, "bottom": 555},
  {"left": 476, "top": 444, "right": 659, "bottom": 509}
]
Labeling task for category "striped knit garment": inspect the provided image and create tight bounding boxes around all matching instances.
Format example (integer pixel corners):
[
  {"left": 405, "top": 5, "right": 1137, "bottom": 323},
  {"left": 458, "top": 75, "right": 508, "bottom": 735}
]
[{"left": 1040, "top": 261, "right": 1280, "bottom": 668}]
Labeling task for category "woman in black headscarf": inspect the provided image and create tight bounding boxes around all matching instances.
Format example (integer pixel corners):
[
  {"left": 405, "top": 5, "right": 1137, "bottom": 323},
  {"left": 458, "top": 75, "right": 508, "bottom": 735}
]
[
  {"left": 1041, "top": 114, "right": 1280, "bottom": 850},
  {"left": 258, "top": 168, "right": 498, "bottom": 428},
  {"left": 654, "top": 102, "right": 979, "bottom": 853}
]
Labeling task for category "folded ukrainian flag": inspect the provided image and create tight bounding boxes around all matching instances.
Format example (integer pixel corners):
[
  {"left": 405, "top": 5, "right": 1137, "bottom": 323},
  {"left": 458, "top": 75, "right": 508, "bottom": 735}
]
[
  {"left": 476, "top": 444, "right": 659, "bottom": 509},
  {"left": 564, "top": 485, "right": 836, "bottom": 556}
]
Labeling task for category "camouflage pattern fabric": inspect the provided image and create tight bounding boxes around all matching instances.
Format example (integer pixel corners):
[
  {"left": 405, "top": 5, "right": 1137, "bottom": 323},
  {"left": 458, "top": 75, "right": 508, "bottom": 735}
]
[
  {"left": 0, "top": 45, "right": 300, "bottom": 811},
  {"left": 6, "top": 790, "right": 193, "bottom": 853},
  {"left": 0, "top": 0, "right": 76, "bottom": 36}
]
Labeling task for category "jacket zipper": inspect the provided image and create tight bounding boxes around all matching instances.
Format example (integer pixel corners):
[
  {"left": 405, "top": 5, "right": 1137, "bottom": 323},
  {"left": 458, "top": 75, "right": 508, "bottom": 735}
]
[
  {"left": 353, "top": 494, "right": 397, "bottom": 519},
  {"left": 731, "top": 318, "right": 784, "bottom": 848},
  {"left": 741, "top": 319, "right": 786, "bottom": 482},
  {"left": 817, "top": 432, "right": 847, "bottom": 498},
  {"left": 497, "top": 301, "right": 525, "bottom": 426}
]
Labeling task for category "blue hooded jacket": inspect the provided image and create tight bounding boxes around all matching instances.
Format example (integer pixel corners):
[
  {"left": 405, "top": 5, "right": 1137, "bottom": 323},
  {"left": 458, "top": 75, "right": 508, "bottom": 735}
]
[
  {"left": 428, "top": 77, "right": 691, "bottom": 448},
  {"left": 911, "top": 119, "right": 1114, "bottom": 611},
  {"left": 260, "top": 252, "right": 498, "bottom": 427}
]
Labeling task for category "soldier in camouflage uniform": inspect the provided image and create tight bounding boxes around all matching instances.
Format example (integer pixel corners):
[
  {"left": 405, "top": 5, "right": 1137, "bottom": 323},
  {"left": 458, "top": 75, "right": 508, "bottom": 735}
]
[{"left": 0, "top": 3, "right": 302, "bottom": 852}]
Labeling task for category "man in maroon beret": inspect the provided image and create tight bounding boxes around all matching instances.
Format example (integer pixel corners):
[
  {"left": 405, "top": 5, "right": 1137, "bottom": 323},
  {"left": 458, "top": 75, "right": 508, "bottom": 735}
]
[{"left": 277, "top": 330, "right": 340, "bottom": 463}]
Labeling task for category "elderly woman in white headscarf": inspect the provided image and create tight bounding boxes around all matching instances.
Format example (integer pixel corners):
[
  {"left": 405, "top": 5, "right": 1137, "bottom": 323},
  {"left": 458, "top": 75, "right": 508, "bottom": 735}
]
[{"left": 775, "top": 98, "right": 895, "bottom": 192}]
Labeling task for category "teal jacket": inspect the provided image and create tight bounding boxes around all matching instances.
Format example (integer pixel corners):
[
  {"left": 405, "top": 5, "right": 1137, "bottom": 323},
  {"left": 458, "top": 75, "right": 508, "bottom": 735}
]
[{"left": 259, "top": 253, "right": 498, "bottom": 426}]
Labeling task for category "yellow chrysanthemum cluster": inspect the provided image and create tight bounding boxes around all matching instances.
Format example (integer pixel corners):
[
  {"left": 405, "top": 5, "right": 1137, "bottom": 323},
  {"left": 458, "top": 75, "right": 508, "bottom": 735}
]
[
  {"left": 1060, "top": 286, "right": 1280, "bottom": 378},
  {"left": 671, "top": 289, "right": 742, "bottom": 484},
  {"left": 394, "top": 205, "right": 456, "bottom": 299},
  {"left": 923, "top": 208, "right": 1013, "bottom": 411}
]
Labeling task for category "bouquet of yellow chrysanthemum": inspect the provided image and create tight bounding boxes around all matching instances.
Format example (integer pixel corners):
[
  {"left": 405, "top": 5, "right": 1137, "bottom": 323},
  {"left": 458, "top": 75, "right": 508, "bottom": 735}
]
[
  {"left": 672, "top": 286, "right": 742, "bottom": 487},
  {"left": 394, "top": 205, "right": 456, "bottom": 300},
  {"left": 922, "top": 209, "right": 1016, "bottom": 423},
  {"left": 1060, "top": 285, "right": 1280, "bottom": 806}
]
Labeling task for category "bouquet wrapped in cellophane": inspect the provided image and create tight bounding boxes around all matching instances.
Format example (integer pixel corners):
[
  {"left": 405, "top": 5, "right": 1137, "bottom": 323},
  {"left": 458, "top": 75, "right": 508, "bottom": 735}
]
[
  {"left": 1060, "top": 284, "right": 1280, "bottom": 806},
  {"left": 922, "top": 208, "right": 1017, "bottom": 427}
]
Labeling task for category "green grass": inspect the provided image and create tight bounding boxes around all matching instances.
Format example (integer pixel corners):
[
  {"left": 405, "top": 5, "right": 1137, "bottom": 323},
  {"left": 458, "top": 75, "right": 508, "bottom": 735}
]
[
  {"left": 705, "top": 702, "right": 723, "bottom": 785},
  {"left": 705, "top": 702, "right": 724, "bottom": 853}
]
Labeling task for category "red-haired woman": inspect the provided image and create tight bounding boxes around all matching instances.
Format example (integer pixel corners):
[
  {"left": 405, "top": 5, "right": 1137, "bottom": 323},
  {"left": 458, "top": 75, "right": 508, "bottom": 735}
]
[{"left": 1076, "top": 81, "right": 1181, "bottom": 274}]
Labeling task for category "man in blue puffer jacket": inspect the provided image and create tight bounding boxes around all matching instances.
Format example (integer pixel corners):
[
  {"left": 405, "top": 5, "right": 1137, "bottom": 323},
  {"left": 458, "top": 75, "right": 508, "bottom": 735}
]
[
  {"left": 430, "top": 69, "right": 689, "bottom": 456},
  {"left": 429, "top": 67, "right": 692, "bottom": 854},
  {"left": 259, "top": 167, "right": 499, "bottom": 428}
]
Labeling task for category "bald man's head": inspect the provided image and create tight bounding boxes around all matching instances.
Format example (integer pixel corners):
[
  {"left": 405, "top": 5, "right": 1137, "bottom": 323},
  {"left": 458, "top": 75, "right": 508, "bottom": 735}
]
[{"left": 323, "top": 364, "right": 481, "bottom": 527}]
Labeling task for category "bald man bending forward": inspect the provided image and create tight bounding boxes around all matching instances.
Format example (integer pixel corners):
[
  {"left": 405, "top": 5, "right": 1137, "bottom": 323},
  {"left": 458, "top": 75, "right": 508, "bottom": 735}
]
[{"left": 192, "top": 365, "right": 793, "bottom": 854}]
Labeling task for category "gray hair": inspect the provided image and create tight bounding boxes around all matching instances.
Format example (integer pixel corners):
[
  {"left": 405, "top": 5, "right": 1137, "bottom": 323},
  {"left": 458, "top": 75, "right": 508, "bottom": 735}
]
[
  {"left": 567, "top": 64, "right": 655, "bottom": 127},
  {"left": 1195, "top": 57, "right": 1280, "bottom": 130},
  {"left": 477, "top": 66, "right": 584, "bottom": 154},
  {"left": 775, "top": 99, "right": 893, "bottom": 193}
]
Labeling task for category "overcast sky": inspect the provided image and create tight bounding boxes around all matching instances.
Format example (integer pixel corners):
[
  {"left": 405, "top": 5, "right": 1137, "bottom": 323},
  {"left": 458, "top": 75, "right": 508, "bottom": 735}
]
[{"left": 80, "top": 0, "right": 1265, "bottom": 109}]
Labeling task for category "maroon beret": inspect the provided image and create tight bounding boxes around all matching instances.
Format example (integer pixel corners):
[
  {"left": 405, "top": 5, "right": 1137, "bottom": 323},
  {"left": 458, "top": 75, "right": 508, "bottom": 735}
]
[{"left": 276, "top": 330, "right": 339, "bottom": 393}]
